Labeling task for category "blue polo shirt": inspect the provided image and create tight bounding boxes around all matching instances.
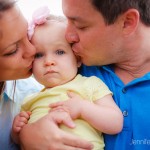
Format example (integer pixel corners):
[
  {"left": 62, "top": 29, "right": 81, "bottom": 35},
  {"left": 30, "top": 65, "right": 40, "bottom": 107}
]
[{"left": 79, "top": 65, "right": 150, "bottom": 150}]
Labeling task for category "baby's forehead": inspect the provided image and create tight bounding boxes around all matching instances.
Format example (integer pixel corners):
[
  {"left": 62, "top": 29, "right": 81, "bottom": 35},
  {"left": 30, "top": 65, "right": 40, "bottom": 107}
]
[
  {"left": 33, "top": 21, "right": 68, "bottom": 44},
  {"left": 47, "top": 23, "right": 66, "bottom": 37},
  {"left": 47, "top": 19, "right": 67, "bottom": 28},
  {"left": 36, "top": 19, "right": 66, "bottom": 31}
]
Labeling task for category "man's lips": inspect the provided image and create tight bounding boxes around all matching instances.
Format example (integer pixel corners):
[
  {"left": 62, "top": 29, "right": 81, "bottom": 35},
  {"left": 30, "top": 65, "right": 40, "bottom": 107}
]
[
  {"left": 72, "top": 44, "right": 81, "bottom": 55},
  {"left": 72, "top": 46, "right": 77, "bottom": 52}
]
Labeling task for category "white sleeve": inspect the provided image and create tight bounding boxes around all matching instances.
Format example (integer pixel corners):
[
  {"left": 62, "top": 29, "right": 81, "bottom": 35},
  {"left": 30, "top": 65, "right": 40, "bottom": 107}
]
[{"left": 5, "top": 76, "right": 44, "bottom": 104}]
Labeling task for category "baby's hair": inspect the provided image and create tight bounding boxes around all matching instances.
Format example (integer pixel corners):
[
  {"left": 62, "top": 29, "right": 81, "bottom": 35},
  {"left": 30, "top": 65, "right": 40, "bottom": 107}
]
[{"left": 47, "top": 14, "right": 67, "bottom": 23}]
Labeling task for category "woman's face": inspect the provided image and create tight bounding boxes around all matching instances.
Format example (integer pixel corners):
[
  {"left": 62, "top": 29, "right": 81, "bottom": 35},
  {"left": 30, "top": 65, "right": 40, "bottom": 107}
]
[{"left": 0, "top": 6, "right": 36, "bottom": 81}]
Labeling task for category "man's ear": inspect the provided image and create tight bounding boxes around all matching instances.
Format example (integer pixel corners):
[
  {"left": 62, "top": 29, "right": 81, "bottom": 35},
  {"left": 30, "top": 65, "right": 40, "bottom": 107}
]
[
  {"left": 121, "top": 9, "right": 139, "bottom": 35},
  {"left": 76, "top": 56, "right": 82, "bottom": 67}
]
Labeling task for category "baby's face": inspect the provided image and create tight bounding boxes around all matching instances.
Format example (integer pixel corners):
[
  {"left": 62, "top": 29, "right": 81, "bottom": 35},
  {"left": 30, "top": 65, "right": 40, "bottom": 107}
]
[{"left": 31, "top": 21, "right": 81, "bottom": 88}]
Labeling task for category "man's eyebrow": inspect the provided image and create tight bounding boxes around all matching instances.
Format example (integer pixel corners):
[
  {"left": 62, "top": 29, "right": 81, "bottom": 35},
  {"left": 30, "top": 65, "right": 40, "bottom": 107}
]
[{"left": 67, "top": 16, "right": 83, "bottom": 22}]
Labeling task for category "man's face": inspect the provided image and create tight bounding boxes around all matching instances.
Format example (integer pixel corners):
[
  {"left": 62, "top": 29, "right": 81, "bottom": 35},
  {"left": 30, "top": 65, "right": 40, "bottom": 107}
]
[{"left": 63, "top": 0, "right": 123, "bottom": 66}]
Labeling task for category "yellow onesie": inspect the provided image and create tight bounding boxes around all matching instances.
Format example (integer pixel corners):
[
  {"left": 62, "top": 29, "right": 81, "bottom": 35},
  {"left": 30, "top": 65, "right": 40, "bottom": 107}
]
[{"left": 22, "top": 74, "right": 112, "bottom": 150}]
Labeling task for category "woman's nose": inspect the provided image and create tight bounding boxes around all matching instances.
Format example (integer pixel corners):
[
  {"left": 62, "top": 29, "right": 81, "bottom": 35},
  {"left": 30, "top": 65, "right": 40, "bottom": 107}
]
[{"left": 23, "top": 39, "right": 36, "bottom": 59}]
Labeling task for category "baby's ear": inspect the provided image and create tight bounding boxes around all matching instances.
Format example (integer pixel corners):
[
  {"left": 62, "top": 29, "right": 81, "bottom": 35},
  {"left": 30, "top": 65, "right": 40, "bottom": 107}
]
[{"left": 76, "top": 56, "right": 82, "bottom": 67}]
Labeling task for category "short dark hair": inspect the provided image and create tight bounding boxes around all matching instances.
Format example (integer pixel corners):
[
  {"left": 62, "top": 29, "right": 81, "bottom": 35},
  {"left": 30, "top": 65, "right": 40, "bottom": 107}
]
[
  {"left": 91, "top": 0, "right": 150, "bottom": 26},
  {"left": 0, "top": 0, "right": 16, "bottom": 12}
]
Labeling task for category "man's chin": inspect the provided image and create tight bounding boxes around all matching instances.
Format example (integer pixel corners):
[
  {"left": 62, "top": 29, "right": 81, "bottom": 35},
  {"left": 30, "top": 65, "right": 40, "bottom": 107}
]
[{"left": 82, "top": 60, "right": 94, "bottom": 66}]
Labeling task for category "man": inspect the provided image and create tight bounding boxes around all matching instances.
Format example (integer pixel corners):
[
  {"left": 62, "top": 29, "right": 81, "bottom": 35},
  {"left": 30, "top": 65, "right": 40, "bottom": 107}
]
[
  {"left": 20, "top": 0, "right": 150, "bottom": 150},
  {"left": 63, "top": 0, "right": 150, "bottom": 150}
]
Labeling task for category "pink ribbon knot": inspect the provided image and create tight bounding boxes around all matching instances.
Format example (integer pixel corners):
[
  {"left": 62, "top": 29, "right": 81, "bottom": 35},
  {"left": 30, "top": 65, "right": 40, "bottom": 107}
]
[{"left": 28, "top": 6, "right": 50, "bottom": 40}]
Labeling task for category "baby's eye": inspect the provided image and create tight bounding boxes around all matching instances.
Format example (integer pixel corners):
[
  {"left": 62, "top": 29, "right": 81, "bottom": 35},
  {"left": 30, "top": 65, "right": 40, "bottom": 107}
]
[
  {"left": 35, "top": 53, "right": 43, "bottom": 59},
  {"left": 56, "top": 49, "right": 65, "bottom": 55}
]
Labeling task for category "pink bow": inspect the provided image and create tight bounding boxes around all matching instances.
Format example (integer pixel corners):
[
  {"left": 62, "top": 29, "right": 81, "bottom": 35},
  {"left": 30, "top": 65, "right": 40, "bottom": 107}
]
[{"left": 28, "top": 6, "right": 50, "bottom": 40}]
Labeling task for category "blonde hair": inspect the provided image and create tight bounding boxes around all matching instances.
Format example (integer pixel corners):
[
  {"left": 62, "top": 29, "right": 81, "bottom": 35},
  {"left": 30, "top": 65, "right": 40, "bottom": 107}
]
[{"left": 47, "top": 14, "right": 66, "bottom": 23}]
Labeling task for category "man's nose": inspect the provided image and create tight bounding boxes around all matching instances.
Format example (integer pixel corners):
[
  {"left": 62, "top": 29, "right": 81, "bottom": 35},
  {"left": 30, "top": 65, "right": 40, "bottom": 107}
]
[{"left": 65, "top": 27, "right": 79, "bottom": 44}]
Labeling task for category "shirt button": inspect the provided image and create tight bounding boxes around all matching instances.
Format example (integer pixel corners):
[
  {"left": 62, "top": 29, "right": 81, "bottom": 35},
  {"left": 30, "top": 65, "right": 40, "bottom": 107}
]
[
  {"left": 123, "top": 110, "right": 128, "bottom": 117},
  {"left": 122, "top": 88, "right": 127, "bottom": 93}
]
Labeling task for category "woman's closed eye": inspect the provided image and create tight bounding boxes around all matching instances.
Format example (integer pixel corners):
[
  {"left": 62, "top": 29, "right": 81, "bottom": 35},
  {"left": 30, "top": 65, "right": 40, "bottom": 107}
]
[{"left": 3, "top": 43, "right": 19, "bottom": 56}]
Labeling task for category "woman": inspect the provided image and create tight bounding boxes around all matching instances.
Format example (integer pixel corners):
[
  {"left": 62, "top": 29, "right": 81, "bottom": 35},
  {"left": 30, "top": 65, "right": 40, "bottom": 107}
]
[
  {"left": 0, "top": 0, "right": 43, "bottom": 149},
  {"left": 0, "top": 1, "right": 93, "bottom": 149}
]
